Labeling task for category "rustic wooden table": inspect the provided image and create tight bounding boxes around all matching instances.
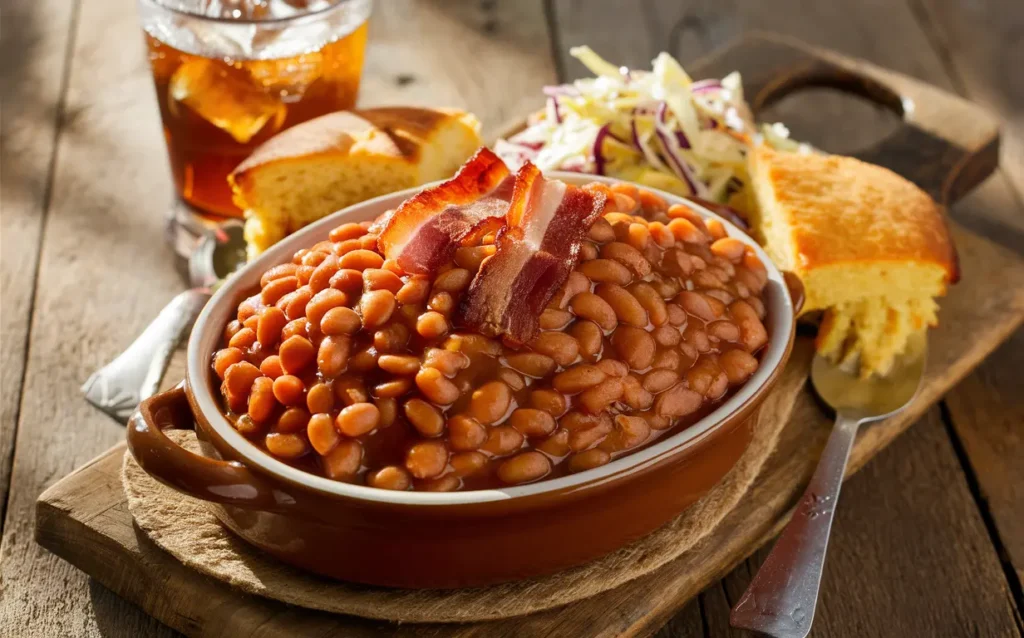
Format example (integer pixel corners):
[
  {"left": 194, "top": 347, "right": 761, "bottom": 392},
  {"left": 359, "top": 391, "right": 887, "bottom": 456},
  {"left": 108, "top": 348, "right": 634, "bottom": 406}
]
[{"left": 2, "top": 1, "right": 1022, "bottom": 636}]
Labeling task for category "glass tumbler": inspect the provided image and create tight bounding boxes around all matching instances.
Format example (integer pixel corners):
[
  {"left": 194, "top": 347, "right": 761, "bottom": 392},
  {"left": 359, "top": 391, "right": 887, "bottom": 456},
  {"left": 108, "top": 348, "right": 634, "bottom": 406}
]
[{"left": 137, "top": 0, "right": 372, "bottom": 255}]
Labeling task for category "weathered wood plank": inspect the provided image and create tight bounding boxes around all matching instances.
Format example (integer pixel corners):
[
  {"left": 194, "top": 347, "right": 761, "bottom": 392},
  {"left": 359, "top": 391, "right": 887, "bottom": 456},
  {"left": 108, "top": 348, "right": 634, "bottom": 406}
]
[
  {"left": 717, "top": 410, "right": 1021, "bottom": 637},
  {"left": 912, "top": 0, "right": 1024, "bottom": 610},
  {"left": 0, "top": 0, "right": 79, "bottom": 531},
  {"left": 943, "top": 331, "right": 1024, "bottom": 593},
  {"left": 551, "top": 0, "right": 952, "bottom": 96},
  {"left": 358, "top": 0, "right": 556, "bottom": 140},
  {"left": 549, "top": 0, "right": 1024, "bottom": 634},
  {"left": 651, "top": 601, "right": 705, "bottom": 638},
  {"left": 0, "top": 0, "right": 201, "bottom": 633},
  {"left": 942, "top": 182, "right": 1024, "bottom": 623},
  {"left": 914, "top": 0, "right": 1024, "bottom": 204},
  {"left": 820, "top": 408, "right": 1021, "bottom": 636}
]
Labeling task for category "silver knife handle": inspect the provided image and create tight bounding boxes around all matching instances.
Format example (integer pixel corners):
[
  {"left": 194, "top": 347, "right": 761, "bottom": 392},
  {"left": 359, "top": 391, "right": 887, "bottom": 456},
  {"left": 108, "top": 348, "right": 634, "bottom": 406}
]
[
  {"left": 730, "top": 412, "right": 862, "bottom": 638},
  {"left": 82, "top": 288, "right": 209, "bottom": 423}
]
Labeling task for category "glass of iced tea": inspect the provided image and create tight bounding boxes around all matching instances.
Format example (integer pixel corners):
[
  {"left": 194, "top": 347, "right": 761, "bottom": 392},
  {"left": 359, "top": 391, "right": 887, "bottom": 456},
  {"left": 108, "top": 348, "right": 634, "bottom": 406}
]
[{"left": 138, "top": 0, "right": 372, "bottom": 251}]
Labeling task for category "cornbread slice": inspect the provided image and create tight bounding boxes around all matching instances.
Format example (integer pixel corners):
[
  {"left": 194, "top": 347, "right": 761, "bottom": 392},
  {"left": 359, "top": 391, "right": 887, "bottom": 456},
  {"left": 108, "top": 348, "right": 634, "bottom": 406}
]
[
  {"left": 230, "top": 107, "right": 482, "bottom": 258},
  {"left": 747, "top": 144, "right": 957, "bottom": 376}
]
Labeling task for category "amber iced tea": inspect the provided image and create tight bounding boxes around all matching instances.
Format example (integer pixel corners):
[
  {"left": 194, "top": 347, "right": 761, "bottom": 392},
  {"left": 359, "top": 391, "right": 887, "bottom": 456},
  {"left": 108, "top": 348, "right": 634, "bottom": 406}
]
[{"left": 140, "top": 0, "right": 371, "bottom": 218}]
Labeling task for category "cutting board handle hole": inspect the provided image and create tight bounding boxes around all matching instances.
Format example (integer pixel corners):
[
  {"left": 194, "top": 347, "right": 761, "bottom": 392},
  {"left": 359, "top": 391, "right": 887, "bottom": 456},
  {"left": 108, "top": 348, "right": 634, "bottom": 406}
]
[
  {"left": 752, "top": 65, "right": 905, "bottom": 116},
  {"left": 755, "top": 83, "right": 904, "bottom": 157}
]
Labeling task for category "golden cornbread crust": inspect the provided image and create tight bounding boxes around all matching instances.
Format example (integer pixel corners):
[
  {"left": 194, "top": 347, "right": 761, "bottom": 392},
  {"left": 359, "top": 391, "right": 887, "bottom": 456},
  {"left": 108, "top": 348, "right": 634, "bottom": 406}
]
[
  {"left": 231, "top": 107, "right": 471, "bottom": 189},
  {"left": 750, "top": 145, "right": 957, "bottom": 283},
  {"left": 355, "top": 107, "right": 465, "bottom": 160}
]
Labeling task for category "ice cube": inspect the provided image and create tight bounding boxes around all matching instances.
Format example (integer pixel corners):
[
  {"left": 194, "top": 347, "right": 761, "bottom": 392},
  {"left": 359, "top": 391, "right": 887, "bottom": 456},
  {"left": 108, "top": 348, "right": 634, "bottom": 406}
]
[
  {"left": 168, "top": 58, "right": 286, "bottom": 143},
  {"left": 246, "top": 52, "right": 323, "bottom": 101}
]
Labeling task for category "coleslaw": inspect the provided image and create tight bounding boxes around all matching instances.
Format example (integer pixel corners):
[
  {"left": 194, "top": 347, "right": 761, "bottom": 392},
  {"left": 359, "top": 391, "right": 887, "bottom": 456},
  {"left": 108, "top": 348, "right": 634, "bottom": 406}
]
[{"left": 496, "top": 46, "right": 807, "bottom": 211}]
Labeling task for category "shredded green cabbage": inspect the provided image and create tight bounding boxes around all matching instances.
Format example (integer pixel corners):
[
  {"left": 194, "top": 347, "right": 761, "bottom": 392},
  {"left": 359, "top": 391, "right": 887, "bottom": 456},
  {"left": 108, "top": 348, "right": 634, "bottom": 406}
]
[{"left": 496, "top": 46, "right": 804, "bottom": 205}]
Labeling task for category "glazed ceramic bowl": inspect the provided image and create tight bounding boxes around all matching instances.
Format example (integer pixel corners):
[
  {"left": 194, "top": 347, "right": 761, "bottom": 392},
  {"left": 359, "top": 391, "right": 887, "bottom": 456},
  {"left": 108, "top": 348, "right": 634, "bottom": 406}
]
[{"left": 127, "top": 173, "right": 800, "bottom": 589}]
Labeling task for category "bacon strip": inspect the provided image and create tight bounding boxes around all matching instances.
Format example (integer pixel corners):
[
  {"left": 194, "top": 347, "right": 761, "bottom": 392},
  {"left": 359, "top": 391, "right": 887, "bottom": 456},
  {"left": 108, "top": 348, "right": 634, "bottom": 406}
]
[
  {"left": 458, "top": 162, "right": 607, "bottom": 343},
  {"left": 376, "top": 148, "right": 513, "bottom": 275}
]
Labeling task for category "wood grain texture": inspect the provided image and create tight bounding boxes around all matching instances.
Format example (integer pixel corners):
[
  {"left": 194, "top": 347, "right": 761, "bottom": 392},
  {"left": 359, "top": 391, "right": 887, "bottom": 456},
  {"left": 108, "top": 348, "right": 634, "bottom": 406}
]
[
  {"left": 711, "top": 410, "right": 1020, "bottom": 638},
  {"left": 913, "top": 0, "right": 1024, "bottom": 203},
  {"left": 0, "top": 0, "right": 184, "bottom": 633},
  {"left": 912, "top": 0, "right": 1024, "bottom": 612},
  {"left": 34, "top": 221, "right": 1024, "bottom": 637},
  {"left": 817, "top": 411, "right": 1019, "bottom": 637},
  {"left": 0, "top": 0, "right": 79, "bottom": 532},
  {"left": 943, "top": 331, "right": 1024, "bottom": 593},
  {"left": 940, "top": 161, "right": 1024, "bottom": 625},
  {"left": 358, "top": 0, "right": 555, "bottom": 140}
]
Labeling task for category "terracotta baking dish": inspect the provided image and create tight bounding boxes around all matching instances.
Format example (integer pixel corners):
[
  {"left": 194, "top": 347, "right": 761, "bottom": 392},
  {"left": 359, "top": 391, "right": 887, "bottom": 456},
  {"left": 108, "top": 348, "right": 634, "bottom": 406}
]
[{"left": 127, "top": 173, "right": 800, "bottom": 589}]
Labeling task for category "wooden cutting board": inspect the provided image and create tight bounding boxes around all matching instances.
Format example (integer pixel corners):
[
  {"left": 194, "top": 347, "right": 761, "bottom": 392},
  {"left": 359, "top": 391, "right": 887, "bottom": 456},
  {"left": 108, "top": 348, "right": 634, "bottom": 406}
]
[{"left": 34, "top": 34, "right": 1024, "bottom": 637}]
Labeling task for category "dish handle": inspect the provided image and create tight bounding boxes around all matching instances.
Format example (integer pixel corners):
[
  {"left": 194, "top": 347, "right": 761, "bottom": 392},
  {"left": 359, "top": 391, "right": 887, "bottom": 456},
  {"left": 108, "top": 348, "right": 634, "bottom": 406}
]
[{"left": 127, "top": 383, "right": 296, "bottom": 512}]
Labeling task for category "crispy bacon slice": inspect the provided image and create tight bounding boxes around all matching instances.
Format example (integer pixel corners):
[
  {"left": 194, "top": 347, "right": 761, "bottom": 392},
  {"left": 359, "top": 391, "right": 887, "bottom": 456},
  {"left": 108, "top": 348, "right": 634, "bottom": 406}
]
[
  {"left": 376, "top": 148, "right": 514, "bottom": 275},
  {"left": 458, "top": 162, "right": 607, "bottom": 343}
]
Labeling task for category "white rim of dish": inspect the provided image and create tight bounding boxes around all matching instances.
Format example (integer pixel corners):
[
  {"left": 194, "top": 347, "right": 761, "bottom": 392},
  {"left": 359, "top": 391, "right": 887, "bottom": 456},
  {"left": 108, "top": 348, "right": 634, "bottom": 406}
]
[{"left": 188, "top": 172, "right": 794, "bottom": 506}]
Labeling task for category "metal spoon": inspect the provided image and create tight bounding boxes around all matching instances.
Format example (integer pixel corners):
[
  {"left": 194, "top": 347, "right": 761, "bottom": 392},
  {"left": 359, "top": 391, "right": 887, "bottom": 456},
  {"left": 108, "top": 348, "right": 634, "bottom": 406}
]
[
  {"left": 82, "top": 221, "right": 246, "bottom": 423},
  {"left": 730, "top": 330, "right": 927, "bottom": 638}
]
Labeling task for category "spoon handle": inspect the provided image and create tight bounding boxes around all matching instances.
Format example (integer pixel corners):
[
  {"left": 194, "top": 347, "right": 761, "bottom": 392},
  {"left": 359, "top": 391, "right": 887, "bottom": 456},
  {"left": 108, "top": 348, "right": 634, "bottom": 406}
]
[
  {"left": 82, "top": 288, "right": 209, "bottom": 423},
  {"left": 730, "top": 412, "right": 861, "bottom": 638}
]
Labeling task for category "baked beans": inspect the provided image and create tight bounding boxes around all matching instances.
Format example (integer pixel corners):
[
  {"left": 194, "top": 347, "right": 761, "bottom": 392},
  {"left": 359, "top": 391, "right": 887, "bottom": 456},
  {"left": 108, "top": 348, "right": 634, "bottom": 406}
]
[{"left": 214, "top": 183, "right": 770, "bottom": 490}]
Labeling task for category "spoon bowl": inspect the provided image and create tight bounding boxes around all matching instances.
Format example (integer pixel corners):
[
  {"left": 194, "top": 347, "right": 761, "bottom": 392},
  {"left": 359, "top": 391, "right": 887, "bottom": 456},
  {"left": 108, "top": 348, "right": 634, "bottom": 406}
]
[
  {"left": 811, "top": 330, "right": 927, "bottom": 418},
  {"left": 189, "top": 222, "right": 247, "bottom": 289}
]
